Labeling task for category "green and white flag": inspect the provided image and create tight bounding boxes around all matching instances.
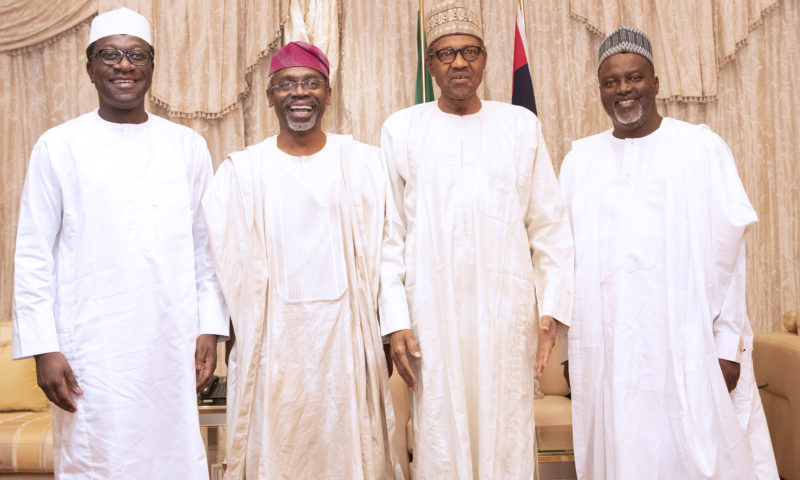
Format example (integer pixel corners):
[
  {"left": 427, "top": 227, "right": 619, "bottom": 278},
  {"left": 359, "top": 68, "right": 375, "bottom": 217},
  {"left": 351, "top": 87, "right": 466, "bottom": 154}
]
[{"left": 415, "top": 8, "right": 434, "bottom": 104}]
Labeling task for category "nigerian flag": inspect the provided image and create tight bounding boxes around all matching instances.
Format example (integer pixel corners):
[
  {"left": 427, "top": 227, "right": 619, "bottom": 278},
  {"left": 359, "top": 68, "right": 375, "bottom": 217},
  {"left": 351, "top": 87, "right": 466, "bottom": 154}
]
[{"left": 415, "top": 9, "right": 434, "bottom": 104}]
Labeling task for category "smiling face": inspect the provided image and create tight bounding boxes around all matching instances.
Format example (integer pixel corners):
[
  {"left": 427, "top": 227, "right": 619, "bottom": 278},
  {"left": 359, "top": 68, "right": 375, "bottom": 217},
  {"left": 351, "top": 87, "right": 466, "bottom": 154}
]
[
  {"left": 86, "top": 34, "right": 153, "bottom": 124},
  {"left": 267, "top": 67, "right": 331, "bottom": 134},
  {"left": 598, "top": 52, "right": 662, "bottom": 138},
  {"left": 427, "top": 34, "right": 486, "bottom": 115}
]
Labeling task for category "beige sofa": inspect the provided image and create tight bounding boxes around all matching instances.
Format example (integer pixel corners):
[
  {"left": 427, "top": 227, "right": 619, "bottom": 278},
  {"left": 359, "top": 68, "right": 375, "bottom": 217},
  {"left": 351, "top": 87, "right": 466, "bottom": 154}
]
[
  {"left": 535, "top": 340, "right": 573, "bottom": 457},
  {"left": 753, "top": 307, "right": 800, "bottom": 480},
  {"left": 0, "top": 322, "right": 53, "bottom": 478}
]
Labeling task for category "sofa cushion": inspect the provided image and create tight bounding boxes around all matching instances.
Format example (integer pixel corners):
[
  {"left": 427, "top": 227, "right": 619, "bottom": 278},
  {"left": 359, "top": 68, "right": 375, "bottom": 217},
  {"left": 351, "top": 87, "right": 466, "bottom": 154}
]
[
  {"left": 0, "top": 322, "right": 49, "bottom": 411},
  {"left": 0, "top": 411, "right": 53, "bottom": 473},
  {"left": 534, "top": 395, "right": 571, "bottom": 427}
]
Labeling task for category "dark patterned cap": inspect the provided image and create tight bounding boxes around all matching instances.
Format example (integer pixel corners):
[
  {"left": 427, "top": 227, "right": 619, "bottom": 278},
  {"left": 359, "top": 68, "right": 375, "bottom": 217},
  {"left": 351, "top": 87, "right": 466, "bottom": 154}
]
[{"left": 598, "top": 26, "right": 653, "bottom": 66}]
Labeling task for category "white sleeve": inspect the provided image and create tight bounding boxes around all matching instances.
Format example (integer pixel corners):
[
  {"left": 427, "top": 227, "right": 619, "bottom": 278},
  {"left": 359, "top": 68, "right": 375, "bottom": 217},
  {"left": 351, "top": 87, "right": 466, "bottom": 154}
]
[
  {"left": 706, "top": 129, "right": 757, "bottom": 362},
  {"left": 556, "top": 148, "right": 579, "bottom": 362},
  {"left": 377, "top": 118, "right": 412, "bottom": 336},
  {"left": 713, "top": 243, "right": 747, "bottom": 362},
  {"left": 12, "top": 138, "right": 62, "bottom": 359},
  {"left": 525, "top": 120, "right": 574, "bottom": 327},
  {"left": 191, "top": 135, "right": 229, "bottom": 339}
]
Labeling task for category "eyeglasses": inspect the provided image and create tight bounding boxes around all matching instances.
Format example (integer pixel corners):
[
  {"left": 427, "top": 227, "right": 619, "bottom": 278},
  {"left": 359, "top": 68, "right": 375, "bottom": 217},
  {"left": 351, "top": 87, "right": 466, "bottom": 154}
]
[
  {"left": 270, "top": 79, "right": 327, "bottom": 93},
  {"left": 93, "top": 48, "right": 152, "bottom": 66},
  {"left": 432, "top": 46, "right": 485, "bottom": 64}
]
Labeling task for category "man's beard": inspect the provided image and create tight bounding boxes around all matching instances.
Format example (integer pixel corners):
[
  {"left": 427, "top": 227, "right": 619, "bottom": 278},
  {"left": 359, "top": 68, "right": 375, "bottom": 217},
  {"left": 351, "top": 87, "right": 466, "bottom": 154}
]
[
  {"left": 602, "top": 94, "right": 659, "bottom": 133},
  {"left": 286, "top": 116, "right": 316, "bottom": 132},
  {"left": 278, "top": 96, "right": 321, "bottom": 132},
  {"left": 613, "top": 100, "right": 644, "bottom": 125}
]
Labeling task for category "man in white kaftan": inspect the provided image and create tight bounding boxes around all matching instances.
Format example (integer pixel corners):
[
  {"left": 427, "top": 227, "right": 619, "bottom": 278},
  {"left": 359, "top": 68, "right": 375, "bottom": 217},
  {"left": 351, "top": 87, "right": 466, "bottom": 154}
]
[
  {"left": 202, "top": 42, "right": 396, "bottom": 479},
  {"left": 380, "top": 2, "right": 574, "bottom": 478},
  {"left": 560, "top": 26, "right": 778, "bottom": 479},
  {"left": 12, "top": 8, "right": 229, "bottom": 479}
]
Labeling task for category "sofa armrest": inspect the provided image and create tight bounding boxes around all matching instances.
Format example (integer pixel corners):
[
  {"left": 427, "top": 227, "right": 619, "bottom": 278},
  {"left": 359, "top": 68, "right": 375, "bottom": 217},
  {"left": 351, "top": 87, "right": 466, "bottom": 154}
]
[
  {"left": 752, "top": 332, "right": 800, "bottom": 480},
  {"left": 0, "top": 411, "right": 53, "bottom": 474}
]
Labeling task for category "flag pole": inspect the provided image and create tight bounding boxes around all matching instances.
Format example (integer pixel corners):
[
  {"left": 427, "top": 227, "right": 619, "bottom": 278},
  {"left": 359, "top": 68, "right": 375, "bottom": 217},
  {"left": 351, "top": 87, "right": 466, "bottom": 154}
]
[{"left": 419, "top": 0, "right": 426, "bottom": 102}]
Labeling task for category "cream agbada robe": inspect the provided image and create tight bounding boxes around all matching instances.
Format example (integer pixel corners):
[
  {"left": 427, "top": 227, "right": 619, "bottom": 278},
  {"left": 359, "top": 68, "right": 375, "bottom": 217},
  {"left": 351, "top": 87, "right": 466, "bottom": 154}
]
[
  {"left": 202, "top": 134, "right": 397, "bottom": 479},
  {"left": 560, "top": 118, "right": 778, "bottom": 480},
  {"left": 380, "top": 101, "right": 574, "bottom": 479},
  {"left": 13, "top": 110, "right": 229, "bottom": 479}
]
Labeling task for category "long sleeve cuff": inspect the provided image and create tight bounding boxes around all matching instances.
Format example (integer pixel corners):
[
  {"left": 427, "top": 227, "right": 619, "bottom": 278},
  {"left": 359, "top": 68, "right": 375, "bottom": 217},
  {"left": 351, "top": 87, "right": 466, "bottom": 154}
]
[
  {"left": 378, "top": 290, "right": 411, "bottom": 337},
  {"left": 715, "top": 329, "right": 741, "bottom": 362},
  {"left": 12, "top": 312, "right": 60, "bottom": 360},
  {"left": 539, "top": 299, "right": 572, "bottom": 328},
  {"left": 198, "top": 294, "right": 230, "bottom": 340}
]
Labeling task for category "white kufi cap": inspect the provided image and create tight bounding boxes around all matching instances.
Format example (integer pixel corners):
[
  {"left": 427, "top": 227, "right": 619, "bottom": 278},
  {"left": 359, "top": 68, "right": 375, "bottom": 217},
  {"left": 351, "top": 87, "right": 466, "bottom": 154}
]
[{"left": 88, "top": 7, "right": 151, "bottom": 47}]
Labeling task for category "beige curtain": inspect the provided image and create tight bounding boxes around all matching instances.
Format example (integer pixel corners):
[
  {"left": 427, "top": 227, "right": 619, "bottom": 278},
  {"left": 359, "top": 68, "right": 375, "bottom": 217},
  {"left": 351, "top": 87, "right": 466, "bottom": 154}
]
[
  {"left": 0, "top": 1, "right": 95, "bottom": 51},
  {"left": 1, "top": 0, "right": 797, "bottom": 334},
  {"left": 569, "top": 0, "right": 780, "bottom": 101},
  {"left": 148, "top": 0, "right": 287, "bottom": 118}
]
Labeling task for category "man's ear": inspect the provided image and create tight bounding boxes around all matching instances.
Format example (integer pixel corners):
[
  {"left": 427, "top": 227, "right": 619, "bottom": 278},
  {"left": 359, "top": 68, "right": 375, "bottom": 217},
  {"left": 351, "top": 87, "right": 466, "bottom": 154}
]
[
  {"left": 86, "top": 61, "right": 94, "bottom": 84},
  {"left": 325, "top": 86, "right": 332, "bottom": 106},
  {"left": 266, "top": 88, "right": 274, "bottom": 107},
  {"left": 654, "top": 75, "right": 659, "bottom": 95}
]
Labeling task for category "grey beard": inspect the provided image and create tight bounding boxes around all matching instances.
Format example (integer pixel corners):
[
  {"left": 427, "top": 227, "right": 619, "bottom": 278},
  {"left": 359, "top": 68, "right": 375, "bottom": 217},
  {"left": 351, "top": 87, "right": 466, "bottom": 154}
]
[
  {"left": 287, "top": 117, "right": 316, "bottom": 131},
  {"left": 613, "top": 101, "right": 644, "bottom": 125}
]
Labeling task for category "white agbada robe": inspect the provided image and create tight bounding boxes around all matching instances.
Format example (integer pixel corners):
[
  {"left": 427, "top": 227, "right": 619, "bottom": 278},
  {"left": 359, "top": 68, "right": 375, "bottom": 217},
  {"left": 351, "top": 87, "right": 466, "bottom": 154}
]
[
  {"left": 559, "top": 117, "right": 778, "bottom": 480},
  {"left": 202, "top": 134, "right": 397, "bottom": 479},
  {"left": 12, "top": 109, "right": 229, "bottom": 479},
  {"left": 379, "top": 101, "right": 574, "bottom": 479}
]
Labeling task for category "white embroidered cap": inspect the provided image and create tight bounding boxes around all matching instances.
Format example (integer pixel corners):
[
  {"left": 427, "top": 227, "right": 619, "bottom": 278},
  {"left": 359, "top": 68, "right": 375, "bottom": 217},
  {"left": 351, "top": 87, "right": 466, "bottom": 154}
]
[
  {"left": 425, "top": 0, "right": 483, "bottom": 45},
  {"left": 88, "top": 7, "right": 151, "bottom": 47}
]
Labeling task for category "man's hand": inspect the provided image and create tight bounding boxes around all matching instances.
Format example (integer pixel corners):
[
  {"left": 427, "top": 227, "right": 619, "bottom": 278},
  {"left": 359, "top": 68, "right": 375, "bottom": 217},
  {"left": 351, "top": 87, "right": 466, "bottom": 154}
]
[
  {"left": 390, "top": 329, "right": 421, "bottom": 392},
  {"left": 34, "top": 352, "right": 82, "bottom": 413},
  {"left": 195, "top": 334, "right": 218, "bottom": 393},
  {"left": 719, "top": 358, "right": 741, "bottom": 392},
  {"left": 535, "top": 315, "right": 557, "bottom": 378}
]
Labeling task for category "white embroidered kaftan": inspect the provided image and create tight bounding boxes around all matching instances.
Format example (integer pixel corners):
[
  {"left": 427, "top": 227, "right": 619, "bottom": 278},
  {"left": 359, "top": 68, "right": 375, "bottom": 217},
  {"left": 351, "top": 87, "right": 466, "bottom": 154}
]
[
  {"left": 560, "top": 118, "right": 778, "bottom": 480},
  {"left": 202, "top": 134, "right": 397, "bottom": 479},
  {"left": 379, "top": 101, "right": 574, "bottom": 479},
  {"left": 13, "top": 110, "right": 229, "bottom": 479}
]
